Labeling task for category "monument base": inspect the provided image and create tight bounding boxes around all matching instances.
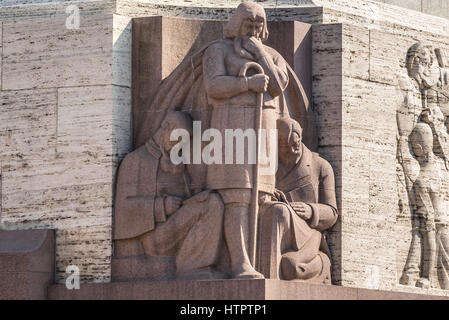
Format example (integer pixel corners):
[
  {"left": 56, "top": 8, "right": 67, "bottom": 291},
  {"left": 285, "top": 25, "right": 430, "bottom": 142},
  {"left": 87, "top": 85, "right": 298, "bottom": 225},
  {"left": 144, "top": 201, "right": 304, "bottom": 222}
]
[{"left": 48, "top": 279, "right": 448, "bottom": 300}]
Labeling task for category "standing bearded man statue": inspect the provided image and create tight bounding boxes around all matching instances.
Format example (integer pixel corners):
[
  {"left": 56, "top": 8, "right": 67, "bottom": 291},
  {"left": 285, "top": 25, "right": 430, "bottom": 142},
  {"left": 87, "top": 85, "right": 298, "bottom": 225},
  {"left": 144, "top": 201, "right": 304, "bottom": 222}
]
[
  {"left": 136, "top": 1, "right": 316, "bottom": 280},
  {"left": 202, "top": 1, "right": 290, "bottom": 279}
]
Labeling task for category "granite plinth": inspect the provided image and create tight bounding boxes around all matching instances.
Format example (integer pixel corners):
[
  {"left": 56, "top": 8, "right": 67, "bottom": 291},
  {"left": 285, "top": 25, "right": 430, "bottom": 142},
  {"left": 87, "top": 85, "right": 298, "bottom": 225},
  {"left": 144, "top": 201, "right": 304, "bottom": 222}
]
[{"left": 48, "top": 279, "right": 448, "bottom": 300}]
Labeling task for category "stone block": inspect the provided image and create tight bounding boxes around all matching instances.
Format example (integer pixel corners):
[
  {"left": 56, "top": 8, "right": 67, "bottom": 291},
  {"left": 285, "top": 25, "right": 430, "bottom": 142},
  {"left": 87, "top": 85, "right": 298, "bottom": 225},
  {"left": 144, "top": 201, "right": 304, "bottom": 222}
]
[
  {"left": 2, "top": 14, "right": 113, "bottom": 90},
  {"left": 113, "top": 14, "right": 132, "bottom": 88},
  {"left": 0, "top": 23, "right": 2, "bottom": 90},
  {"left": 381, "top": 0, "right": 422, "bottom": 12},
  {"left": 47, "top": 279, "right": 449, "bottom": 300},
  {"left": 57, "top": 85, "right": 117, "bottom": 160},
  {"left": 422, "top": 0, "right": 449, "bottom": 19},
  {"left": 54, "top": 225, "right": 112, "bottom": 283},
  {"left": 0, "top": 84, "right": 131, "bottom": 283},
  {"left": 0, "top": 229, "right": 55, "bottom": 299},
  {"left": 0, "top": 0, "right": 115, "bottom": 22},
  {"left": 0, "top": 89, "right": 57, "bottom": 164}
]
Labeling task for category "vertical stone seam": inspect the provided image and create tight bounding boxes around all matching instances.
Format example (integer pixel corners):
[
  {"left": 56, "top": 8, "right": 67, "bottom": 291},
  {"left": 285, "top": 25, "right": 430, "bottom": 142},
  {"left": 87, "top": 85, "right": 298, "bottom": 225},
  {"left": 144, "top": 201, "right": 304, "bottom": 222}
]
[
  {"left": 1, "top": 21, "right": 3, "bottom": 91},
  {"left": 55, "top": 88, "right": 59, "bottom": 157},
  {"left": 0, "top": 22, "right": 3, "bottom": 223},
  {"left": 368, "top": 28, "right": 371, "bottom": 81},
  {"left": 339, "top": 22, "right": 344, "bottom": 286},
  {"left": 0, "top": 164, "right": 2, "bottom": 223}
]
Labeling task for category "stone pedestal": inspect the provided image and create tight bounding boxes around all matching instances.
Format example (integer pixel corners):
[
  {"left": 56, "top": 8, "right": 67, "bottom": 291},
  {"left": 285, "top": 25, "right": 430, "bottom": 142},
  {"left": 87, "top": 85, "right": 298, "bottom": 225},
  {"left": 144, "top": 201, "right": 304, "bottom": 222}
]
[
  {"left": 47, "top": 279, "right": 448, "bottom": 300},
  {"left": 0, "top": 229, "right": 55, "bottom": 299}
]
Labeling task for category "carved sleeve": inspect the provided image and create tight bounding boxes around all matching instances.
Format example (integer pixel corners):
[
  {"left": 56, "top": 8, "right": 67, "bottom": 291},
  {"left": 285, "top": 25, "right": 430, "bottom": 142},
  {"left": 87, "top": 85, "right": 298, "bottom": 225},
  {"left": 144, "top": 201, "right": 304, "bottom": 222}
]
[
  {"left": 257, "top": 48, "right": 289, "bottom": 97},
  {"left": 309, "top": 159, "right": 338, "bottom": 232},
  {"left": 114, "top": 154, "right": 158, "bottom": 239},
  {"left": 203, "top": 44, "right": 249, "bottom": 100}
]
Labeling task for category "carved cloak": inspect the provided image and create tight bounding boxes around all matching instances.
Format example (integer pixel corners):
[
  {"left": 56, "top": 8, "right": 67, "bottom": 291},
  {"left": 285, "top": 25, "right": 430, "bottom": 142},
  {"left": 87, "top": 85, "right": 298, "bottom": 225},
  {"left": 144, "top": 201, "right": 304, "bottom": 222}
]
[{"left": 136, "top": 40, "right": 317, "bottom": 191}]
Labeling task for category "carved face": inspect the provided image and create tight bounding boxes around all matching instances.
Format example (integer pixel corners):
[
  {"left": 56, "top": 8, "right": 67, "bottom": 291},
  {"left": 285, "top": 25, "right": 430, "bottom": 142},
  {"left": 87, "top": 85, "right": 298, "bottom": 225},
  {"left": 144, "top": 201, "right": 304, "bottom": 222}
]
[
  {"left": 411, "top": 123, "right": 433, "bottom": 161},
  {"left": 416, "top": 47, "right": 433, "bottom": 77},
  {"left": 223, "top": 2, "right": 269, "bottom": 41},
  {"left": 421, "top": 109, "right": 433, "bottom": 124},
  {"left": 279, "top": 129, "right": 303, "bottom": 165},
  {"left": 162, "top": 124, "right": 190, "bottom": 154},
  {"left": 239, "top": 17, "right": 264, "bottom": 39},
  {"left": 289, "top": 132, "right": 302, "bottom": 155},
  {"left": 409, "top": 46, "right": 437, "bottom": 88}
]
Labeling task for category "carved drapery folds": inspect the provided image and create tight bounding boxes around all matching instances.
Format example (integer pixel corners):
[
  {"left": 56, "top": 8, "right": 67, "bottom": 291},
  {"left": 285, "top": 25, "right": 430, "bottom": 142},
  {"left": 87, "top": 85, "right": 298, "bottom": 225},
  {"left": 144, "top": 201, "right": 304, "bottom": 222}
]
[
  {"left": 112, "top": 2, "right": 338, "bottom": 283},
  {"left": 397, "top": 42, "right": 449, "bottom": 290}
]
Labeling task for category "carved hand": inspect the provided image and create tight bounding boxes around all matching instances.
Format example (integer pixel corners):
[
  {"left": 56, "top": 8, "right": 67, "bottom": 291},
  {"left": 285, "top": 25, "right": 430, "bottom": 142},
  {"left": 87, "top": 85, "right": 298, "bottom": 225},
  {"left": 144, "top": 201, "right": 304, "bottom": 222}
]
[
  {"left": 248, "top": 74, "right": 269, "bottom": 93},
  {"left": 291, "top": 202, "right": 312, "bottom": 221},
  {"left": 165, "top": 196, "right": 183, "bottom": 216},
  {"left": 242, "top": 36, "right": 266, "bottom": 59},
  {"left": 273, "top": 189, "right": 288, "bottom": 203}
]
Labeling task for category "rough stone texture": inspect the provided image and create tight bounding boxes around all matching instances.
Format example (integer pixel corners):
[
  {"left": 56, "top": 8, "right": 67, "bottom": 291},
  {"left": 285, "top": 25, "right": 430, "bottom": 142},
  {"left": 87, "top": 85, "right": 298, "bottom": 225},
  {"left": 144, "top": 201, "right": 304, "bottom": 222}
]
[
  {"left": 0, "top": 23, "right": 3, "bottom": 90},
  {"left": 379, "top": 0, "right": 449, "bottom": 20},
  {"left": 0, "top": 2, "right": 132, "bottom": 284},
  {"left": 379, "top": 0, "right": 422, "bottom": 12},
  {"left": 310, "top": 19, "right": 449, "bottom": 296},
  {"left": 0, "top": 229, "right": 55, "bottom": 299},
  {"left": 0, "top": 0, "right": 115, "bottom": 22},
  {"left": 0, "top": 86, "right": 130, "bottom": 283},
  {"left": 2, "top": 15, "right": 112, "bottom": 90},
  {"left": 113, "top": 14, "right": 132, "bottom": 88},
  {"left": 311, "top": 23, "right": 398, "bottom": 290},
  {"left": 421, "top": 0, "right": 449, "bottom": 20},
  {"left": 116, "top": 0, "right": 325, "bottom": 25},
  {"left": 47, "top": 279, "right": 449, "bottom": 300}
]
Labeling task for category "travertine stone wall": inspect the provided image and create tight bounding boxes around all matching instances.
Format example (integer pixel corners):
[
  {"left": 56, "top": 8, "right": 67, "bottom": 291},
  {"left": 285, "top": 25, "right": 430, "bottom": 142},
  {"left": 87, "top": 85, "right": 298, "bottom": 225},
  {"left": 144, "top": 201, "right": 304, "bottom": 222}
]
[
  {"left": 380, "top": 0, "right": 449, "bottom": 20},
  {"left": 0, "top": 1, "right": 132, "bottom": 283},
  {"left": 1, "top": 0, "right": 449, "bottom": 294}
]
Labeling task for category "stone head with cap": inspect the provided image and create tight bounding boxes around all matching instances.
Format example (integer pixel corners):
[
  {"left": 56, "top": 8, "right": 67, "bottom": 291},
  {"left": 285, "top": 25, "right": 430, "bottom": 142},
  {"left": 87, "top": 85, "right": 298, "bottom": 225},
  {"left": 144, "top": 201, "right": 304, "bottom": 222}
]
[
  {"left": 155, "top": 111, "right": 193, "bottom": 154},
  {"left": 277, "top": 117, "right": 304, "bottom": 166},
  {"left": 224, "top": 1, "right": 269, "bottom": 41}
]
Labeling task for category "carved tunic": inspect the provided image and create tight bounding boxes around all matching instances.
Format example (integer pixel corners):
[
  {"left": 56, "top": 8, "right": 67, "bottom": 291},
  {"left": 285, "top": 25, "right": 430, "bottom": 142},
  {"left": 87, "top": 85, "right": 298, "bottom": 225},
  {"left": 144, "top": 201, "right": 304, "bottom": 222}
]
[
  {"left": 276, "top": 145, "right": 338, "bottom": 234},
  {"left": 203, "top": 39, "right": 289, "bottom": 193},
  {"left": 114, "top": 139, "right": 166, "bottom": 240},
  {"left": 258, "top": 144, "right": 338, "bottom": 282}
]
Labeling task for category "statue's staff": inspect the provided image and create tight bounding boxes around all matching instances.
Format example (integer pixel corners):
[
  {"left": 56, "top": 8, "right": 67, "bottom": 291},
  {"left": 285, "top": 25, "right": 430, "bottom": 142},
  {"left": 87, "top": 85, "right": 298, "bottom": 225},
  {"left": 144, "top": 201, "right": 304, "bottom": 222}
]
[{"left": 239, "top": 62, "right": 265, "bottom": 268}]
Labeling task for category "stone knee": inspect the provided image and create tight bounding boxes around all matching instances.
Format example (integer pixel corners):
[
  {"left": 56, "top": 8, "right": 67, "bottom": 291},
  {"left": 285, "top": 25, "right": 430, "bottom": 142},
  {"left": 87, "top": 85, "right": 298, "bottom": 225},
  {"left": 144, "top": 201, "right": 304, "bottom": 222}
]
[
  {"left": 207, "top": 192, "right": 225, "bottom": 217},
  {"left": 266, "top": 203, "right": 291, "bottom": 228}
]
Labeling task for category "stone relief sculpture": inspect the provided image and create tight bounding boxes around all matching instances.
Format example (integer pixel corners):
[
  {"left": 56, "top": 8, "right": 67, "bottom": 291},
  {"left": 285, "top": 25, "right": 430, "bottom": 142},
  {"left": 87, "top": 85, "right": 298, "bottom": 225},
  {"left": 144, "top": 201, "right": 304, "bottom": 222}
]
[
  {"left": 398, "top": 42, "right": 449, "bottom": 290},
  {"left": 258, "top": 118, "right": 338, "bottom": 282},
  {"left": 113, "top": 1, "right": 337, "bottom": 282},
  {"left": 113, "top": 111, "right": 225, "bottom": 280}
]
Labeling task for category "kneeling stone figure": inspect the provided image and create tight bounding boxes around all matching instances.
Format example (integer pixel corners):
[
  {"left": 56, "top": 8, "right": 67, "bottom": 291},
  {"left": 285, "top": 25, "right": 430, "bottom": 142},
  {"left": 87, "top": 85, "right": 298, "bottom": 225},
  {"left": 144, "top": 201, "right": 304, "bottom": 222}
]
[
  {"left": 258, "top": 118, "right": 338, "bottom": 283},
  {"left": 113, "top": 111, "right": 225, "bottom": 281}
]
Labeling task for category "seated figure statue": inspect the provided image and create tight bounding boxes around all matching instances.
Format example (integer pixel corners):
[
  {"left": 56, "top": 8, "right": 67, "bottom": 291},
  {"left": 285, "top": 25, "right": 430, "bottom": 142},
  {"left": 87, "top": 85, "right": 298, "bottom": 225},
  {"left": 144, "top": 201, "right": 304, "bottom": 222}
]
[
  {"left": 258, "top": 118, "right": 338, "bottom": 283},
  {"left": 112, "top": 111, "right": 225, "bottom": 281}
]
